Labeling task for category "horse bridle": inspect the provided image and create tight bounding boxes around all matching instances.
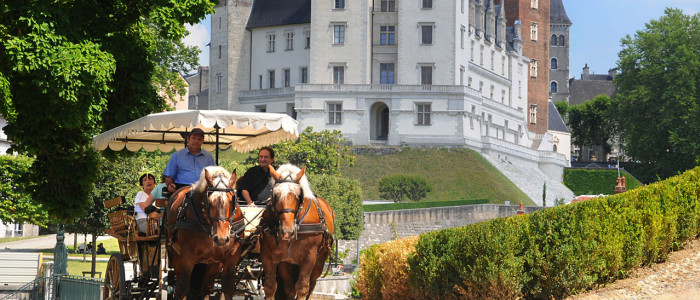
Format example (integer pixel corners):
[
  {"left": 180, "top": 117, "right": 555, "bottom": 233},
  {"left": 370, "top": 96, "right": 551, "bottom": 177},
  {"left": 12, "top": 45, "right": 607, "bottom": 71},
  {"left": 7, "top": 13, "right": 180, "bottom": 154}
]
[
  {"left": 193, "top": 174, "right": 238, "bottom": 237},
  {"left": 270, "top": 174, "right": 304, "bottom": 218}
]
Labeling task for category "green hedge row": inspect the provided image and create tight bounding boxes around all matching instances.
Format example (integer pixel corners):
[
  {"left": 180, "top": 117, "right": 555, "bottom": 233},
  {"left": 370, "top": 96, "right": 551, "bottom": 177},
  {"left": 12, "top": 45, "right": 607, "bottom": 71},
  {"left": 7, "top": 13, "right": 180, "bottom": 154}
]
[
  {"left": 358, "top": 166, "right": 700, "bottom": 299},
  {"left": 563, "top": 168, "right": 642, "bottom": 196},
  {"left": 362, "top": 199, "right": 489, "bottom": 212}
]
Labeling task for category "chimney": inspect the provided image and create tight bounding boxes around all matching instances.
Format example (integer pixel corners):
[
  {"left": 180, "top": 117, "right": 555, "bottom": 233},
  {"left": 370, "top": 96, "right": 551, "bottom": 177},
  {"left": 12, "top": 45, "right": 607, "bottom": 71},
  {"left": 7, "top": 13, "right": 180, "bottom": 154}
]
[
  {"left": 517, "top": 199, "right": 524, "bottom": 216},
  {"left": 582, "top": 64, "right": 590, "bottom": 80},
  {"left": 608, "top": 68, "right": 616, "bottom": 80}
]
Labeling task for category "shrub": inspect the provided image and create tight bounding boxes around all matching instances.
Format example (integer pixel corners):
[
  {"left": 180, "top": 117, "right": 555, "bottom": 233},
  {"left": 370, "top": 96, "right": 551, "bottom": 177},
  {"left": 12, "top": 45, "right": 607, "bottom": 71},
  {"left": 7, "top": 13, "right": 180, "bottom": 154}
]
[
  {"left": 309, "top": 174, "right": 363, "bottom": 240},
  {"left": 353, "top": 166, "right": 700, "bottom": 299},
  {"left": 354, "top": 236, "right": 420, "bottom": 300},
  {"left": 378, "top": 175, "right": 432, "bottom": 202}
]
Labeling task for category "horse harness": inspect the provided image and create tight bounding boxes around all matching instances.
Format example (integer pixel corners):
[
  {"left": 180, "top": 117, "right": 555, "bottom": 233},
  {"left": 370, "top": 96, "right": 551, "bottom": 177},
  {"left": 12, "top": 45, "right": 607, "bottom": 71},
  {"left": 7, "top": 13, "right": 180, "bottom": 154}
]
[
  {"left": 263, "top": 174, "right": 332, "bottom": 240},
  {"left": 172, "top": 175, "right": 245, "bottom": 239}
]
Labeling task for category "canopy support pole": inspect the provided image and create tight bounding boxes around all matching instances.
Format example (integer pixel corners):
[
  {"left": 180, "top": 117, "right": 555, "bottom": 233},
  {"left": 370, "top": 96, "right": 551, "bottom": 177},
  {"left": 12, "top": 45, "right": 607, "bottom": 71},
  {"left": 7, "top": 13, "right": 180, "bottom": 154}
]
[{"left": 215, "top": 126, "right": 220, "bottom": 165}]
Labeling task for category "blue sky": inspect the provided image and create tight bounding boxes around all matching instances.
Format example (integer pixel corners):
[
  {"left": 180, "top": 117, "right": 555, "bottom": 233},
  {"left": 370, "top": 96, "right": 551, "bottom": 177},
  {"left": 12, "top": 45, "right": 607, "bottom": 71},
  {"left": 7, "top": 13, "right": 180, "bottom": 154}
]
[{"left": 183, "top": 0, "right": 700, "bottom": 77}]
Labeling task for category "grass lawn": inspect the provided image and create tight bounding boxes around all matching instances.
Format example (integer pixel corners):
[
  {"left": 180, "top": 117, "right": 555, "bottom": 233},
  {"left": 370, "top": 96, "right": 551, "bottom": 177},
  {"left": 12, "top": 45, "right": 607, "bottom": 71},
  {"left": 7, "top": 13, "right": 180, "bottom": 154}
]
[{"left": 341, "top": 147, "right": 534, "bottom": 205}]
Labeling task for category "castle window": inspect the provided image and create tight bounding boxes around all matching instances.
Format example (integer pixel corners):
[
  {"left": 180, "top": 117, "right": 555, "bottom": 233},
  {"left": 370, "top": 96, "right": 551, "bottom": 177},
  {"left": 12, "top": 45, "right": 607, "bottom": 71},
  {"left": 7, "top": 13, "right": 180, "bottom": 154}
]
[
  {"left": 551, "top": 35, "right": 558, "bottom": 46},
  {"left": 381, "top": 0, "right": 396, "bottom": 12},
  {"left": 304, "top": 29, "right": 311, "bottom": 48},
  {"left": 529, "top": 104, "right": 537, "bottom": 124},
  {"left": 286, "top": 32, "right": 294, "bottom": 50},
  {"left": 416, "top": 103, "right": 432, "bottom": 125},
  {"left": 327, "top": 103, "right": 343, "bottom": 124},
  {"left": 422, "top": 0, "right": 433, "bottom": 9},
  {"left": 421, "top": 24, "right": 434, "bottom": 45},
  {"left": 284, "top": 69, "right": 290, "bottom": 87},
  {"left": 380, "top": 26, "right": 396, "bottom": 45},
  {"left": 420, "top": 65, "right": 433, "bottom": 85},
  {"left": 334, "top": 0, "right": 345, "bottom": 9},
  {"left": 380, "top": 63, "right": 395, "bottom": 84},
  {"left": 269, "top": 70, "right": 275, "bottom": 88},
  {"left": 531, "top": 0, "right": 538, "bottom": 9},
  {"left": 216, "top": 74, "right": 222, "bottom": 92},
  {"left": 559, "top": 35, "right": 565, "bottom": 46},
  {"left": 530, "top": 59, "right": 538, "bottom": 78},
  {"left": 333, "top": 24, "right": 346, "bottom": 44},
  {"left": 551, "top": 58, "right": 558, "bottom": 69},
  {"left": 531, "top": 23, "right": 538, "bottom": 41},
  {"left": 460, "top": 26, "right": 465, "bottom": 48},
  {"left": 333, "top": 66, "right": 345, "bottom": 84},
  {"left": 255, "top": 105, "right": 267, "bottom": 113},
  {"left": 551, "top": 81, "right": 558, "bottom": 94},
  {"left": 300, "top": 67, "right": 308, "bottom": 84},
  {"left": 267, "top": 33, "right": 276, "bottom": 52}
]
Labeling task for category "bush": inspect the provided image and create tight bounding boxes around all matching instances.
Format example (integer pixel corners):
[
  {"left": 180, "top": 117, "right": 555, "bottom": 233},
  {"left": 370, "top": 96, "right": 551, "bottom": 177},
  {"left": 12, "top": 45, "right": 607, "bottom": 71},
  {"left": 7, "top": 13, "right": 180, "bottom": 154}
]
[
  {"left": 564, "top": 168, "right": 642, "bottom": 195},
  {"left": 354, "top": 236, "right": 420, "bottom": 300},
  {"left": 353, "top": 166, "right": 700, "bottom": 299},
  {"left": 378, "top": 175, "right": 432, "bottom": 202},
  {"left": 309, "top": 174, "right": 363, "bottom": 240}
]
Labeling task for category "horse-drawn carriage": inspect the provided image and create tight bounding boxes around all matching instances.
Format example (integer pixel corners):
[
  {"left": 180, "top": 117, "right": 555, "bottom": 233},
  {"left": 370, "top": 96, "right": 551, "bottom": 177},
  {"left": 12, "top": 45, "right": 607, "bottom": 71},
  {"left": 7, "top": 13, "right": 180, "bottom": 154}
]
[{"left": 94, "top": 110, "right": 335, "bottom": 300}]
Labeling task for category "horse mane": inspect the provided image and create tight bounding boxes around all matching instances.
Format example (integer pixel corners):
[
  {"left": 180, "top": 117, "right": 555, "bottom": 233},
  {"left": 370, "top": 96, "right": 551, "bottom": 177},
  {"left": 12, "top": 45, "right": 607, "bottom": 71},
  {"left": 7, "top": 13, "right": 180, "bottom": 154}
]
[
  {"left": 192, "top": 166, "right": 232, "bottom": 195},
  {"left": 273, "top": 164, "right": 316, "bottom": 201}
]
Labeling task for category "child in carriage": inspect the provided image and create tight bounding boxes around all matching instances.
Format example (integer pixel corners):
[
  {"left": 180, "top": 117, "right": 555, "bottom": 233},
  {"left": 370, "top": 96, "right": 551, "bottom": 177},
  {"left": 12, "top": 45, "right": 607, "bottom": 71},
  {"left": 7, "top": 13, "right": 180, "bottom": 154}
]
[{"left": 134, "top": 173, "right": 162, "bottom": 235}]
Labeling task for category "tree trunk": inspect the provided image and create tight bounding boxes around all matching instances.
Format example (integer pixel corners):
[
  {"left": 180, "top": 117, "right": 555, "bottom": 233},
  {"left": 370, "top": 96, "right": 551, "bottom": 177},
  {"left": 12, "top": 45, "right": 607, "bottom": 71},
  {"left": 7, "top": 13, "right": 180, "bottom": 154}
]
[
  {"left": 83, "top": 234, "right": 87, "bottom": 262},
  {"left": 73, "top": 232, "right": 78, "bottom": 254},
  {"left": 90, "top": 234, "right": 98, "bottom": 277}
]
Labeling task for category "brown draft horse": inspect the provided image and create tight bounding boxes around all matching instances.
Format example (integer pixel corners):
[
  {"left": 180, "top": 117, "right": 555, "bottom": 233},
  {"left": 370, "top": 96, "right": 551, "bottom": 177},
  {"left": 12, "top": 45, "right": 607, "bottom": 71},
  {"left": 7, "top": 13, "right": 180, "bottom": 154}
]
[
  {"left": 259, "top": 164, "right": 335, "bottom": 300},
  {"left": 166, "top": 166, "right": 246, "bottom": 300}
]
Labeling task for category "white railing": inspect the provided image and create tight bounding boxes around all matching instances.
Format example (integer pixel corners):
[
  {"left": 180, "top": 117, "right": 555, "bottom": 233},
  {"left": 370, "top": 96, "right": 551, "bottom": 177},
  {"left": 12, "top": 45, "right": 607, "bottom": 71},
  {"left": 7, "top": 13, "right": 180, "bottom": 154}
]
[
  {"left": 295, "top": 84, "right": 467, "bottom": 94},
  {"left": 239, "top": 86, "right": 296, "bottom": 98}
]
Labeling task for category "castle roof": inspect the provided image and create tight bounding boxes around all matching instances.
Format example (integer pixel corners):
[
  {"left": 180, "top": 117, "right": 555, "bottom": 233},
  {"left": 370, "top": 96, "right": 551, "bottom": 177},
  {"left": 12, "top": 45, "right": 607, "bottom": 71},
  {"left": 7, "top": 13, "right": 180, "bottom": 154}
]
[
  {"left": 568, "top": 79, "right": 616, "bottom": 106},
  {"left": 246, "top": 0, "right": 311, "bottom": 29},
  {"left": 550, "top": 0, "right": 572, "bottom": 25},
  {"left": 548, "top": 100, "right": 569, "bottom": 133}
]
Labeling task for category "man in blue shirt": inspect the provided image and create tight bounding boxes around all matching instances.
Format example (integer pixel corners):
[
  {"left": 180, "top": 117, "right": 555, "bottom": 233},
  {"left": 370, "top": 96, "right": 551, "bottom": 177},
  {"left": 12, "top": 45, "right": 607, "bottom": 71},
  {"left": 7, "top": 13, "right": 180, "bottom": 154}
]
[{"left": 163, "top": 128, "right": 216, "bottom": 192}]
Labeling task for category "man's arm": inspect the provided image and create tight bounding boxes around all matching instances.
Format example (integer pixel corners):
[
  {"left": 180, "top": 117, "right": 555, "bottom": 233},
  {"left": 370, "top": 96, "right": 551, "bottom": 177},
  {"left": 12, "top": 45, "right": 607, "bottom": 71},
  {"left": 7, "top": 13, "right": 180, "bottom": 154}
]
[
  {"left": 241, "top": 189, "right": 254, "bottom": 206},
  {"left": 164, "top": 176, "right": 176, "bottom": 192}
]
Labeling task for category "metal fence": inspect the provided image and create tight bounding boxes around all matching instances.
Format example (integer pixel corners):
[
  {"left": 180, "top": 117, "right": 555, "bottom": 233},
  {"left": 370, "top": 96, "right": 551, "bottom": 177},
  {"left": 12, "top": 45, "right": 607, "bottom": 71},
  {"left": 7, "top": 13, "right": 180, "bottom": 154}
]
[{"left": 0, "top": 275, "right": 102, "bottom": 300}]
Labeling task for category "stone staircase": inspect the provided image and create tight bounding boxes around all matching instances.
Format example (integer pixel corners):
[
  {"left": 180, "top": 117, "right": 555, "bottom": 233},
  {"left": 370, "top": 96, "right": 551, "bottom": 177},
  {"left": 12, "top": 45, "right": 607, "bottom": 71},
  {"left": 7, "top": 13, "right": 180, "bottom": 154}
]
[{"left": 482, "top": 154, "right": 574, "bottom": 206}]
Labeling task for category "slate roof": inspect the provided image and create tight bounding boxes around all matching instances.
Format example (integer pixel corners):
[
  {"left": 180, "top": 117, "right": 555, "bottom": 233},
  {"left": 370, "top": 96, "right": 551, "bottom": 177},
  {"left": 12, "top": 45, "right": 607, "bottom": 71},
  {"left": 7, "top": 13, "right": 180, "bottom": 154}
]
[
  {"left": 246, "top": 0, "right": 311, "bottom": 30},
  {"left": 568, "top": 79, "right": 617, "bottom": 106},
  {"left": 550, "top": 0, "right": 572, "bottom": 25},
  {"left": 548, "top": 101, "right": 569, "bottom": 133}
]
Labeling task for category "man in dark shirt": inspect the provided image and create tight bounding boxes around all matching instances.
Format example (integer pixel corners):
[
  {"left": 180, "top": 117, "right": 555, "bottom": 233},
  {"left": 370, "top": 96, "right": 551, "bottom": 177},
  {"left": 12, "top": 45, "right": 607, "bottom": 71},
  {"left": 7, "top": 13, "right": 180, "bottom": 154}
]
[{"left": 239, "top": 147, "right": 275, "bottom": 205}]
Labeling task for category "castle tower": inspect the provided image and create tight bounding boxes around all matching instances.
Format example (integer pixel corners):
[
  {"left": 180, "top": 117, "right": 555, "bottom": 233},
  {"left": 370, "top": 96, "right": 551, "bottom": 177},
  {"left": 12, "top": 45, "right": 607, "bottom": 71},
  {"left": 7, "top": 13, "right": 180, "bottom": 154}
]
[
  {"left": 209, "top": 0, "right": 253, "bottom": 110},
  {"left": 549, "top": 0, "right": 571, "bottom": 103},
  {"left": 502, "top": 0, "right": 550, "bottom": 134}
]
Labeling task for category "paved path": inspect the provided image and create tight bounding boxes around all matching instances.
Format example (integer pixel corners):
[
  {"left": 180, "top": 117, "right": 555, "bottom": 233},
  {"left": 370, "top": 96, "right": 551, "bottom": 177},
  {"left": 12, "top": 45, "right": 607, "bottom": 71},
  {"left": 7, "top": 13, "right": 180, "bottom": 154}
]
[
  {"left": 0, "top": 234, "right": 112, "bottom": 252},
  {"left": 569, "top": 239, "right": 700, "bottom": 300}
]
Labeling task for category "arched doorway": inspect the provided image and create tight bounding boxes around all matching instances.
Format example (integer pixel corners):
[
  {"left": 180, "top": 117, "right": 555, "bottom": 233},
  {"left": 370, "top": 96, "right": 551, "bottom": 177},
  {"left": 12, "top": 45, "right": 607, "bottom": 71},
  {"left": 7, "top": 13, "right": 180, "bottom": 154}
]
[{"left": 370, "top": 102, "right": 389, "bottom": 141}]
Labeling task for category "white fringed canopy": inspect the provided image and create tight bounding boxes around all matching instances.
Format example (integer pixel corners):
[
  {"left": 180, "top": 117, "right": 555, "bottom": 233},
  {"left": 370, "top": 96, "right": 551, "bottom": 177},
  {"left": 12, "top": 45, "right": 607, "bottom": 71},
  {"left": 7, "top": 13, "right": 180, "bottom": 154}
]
[{"left": 93, "top": 110, "right": 299, "bottom": 153}]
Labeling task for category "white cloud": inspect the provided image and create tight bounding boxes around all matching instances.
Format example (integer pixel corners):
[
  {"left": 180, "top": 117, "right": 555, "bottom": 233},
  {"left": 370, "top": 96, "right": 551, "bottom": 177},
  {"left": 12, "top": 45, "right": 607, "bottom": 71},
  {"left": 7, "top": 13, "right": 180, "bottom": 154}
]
[{"left": 183, "top": 22, "right": 210, "bottom": 67}]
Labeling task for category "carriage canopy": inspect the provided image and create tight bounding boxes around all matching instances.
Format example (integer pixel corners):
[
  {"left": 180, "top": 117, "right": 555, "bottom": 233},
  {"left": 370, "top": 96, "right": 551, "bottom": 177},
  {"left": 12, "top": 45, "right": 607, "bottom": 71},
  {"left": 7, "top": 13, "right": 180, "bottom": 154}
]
[{"left": 93, "top": 110, "right": 299, "bottom": 153}]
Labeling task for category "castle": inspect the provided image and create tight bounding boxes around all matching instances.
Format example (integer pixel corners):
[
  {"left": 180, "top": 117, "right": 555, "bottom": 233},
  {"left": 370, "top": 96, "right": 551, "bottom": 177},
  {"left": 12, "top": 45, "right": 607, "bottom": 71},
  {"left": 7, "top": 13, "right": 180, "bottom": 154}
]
[{"left": 198, "top": 0, "right": 572, "bottom": 192}]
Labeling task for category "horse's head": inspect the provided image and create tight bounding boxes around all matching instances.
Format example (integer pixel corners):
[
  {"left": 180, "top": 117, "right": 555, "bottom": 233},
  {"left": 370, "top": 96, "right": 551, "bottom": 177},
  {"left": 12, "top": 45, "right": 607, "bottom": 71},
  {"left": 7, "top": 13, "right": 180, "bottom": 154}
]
[
  {"left": 269, "top": 164, "right": 314, "bottom": 240},
  {"left": 193, "top": 166, "right": 238, "bottom": 246}
]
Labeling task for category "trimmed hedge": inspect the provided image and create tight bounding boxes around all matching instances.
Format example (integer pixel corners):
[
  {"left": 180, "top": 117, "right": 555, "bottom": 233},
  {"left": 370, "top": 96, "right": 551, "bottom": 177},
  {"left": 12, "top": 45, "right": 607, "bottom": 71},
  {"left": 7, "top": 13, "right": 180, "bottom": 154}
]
[
  {"left": 564, "top": 168, "right": 642, "bottom": 195},
  {"left": 362, "top": 199, "right": 489, "bottom": 212},
  {"left": 354, "top": 166, "right": 700, "bottom": 299}
]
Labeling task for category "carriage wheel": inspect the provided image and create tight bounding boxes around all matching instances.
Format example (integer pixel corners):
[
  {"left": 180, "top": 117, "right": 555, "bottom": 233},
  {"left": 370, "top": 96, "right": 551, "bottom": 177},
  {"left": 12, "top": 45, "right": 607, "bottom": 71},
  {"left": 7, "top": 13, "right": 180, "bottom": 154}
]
[{"left": 104, "top": 253, "right": 128, "bottom": 300}]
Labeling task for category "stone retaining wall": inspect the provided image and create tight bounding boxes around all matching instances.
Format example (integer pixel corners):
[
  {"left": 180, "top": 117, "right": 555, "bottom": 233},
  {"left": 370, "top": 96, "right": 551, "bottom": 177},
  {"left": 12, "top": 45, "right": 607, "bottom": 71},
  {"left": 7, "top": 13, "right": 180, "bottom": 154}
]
[{"left": 336, "top": 204, "right": 541, "bottom": 264}]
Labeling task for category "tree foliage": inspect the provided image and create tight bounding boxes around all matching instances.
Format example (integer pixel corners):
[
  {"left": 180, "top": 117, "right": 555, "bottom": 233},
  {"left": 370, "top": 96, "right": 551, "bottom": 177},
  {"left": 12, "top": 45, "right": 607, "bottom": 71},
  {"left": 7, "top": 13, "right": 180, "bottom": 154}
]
[
  {"left": 0, "top": 1, "right": 215, "bottom": 221},
  {"left": 378, "top": 175, "right": 432, "bottom": 203},
  {"left": 567, "top": 95, "right": 616, "bottom": 159},
  {"left": 0, "top": 155, "right": 49, "bottom": 226},
  {"left": 309, "top": 174, "right": 363, "bottom": 240},
  {"left": 268, "top": 127, "right": 355, "bottom": 176},
  {"left": 614, "top": 8, "right": 700, "bottom": 181}
]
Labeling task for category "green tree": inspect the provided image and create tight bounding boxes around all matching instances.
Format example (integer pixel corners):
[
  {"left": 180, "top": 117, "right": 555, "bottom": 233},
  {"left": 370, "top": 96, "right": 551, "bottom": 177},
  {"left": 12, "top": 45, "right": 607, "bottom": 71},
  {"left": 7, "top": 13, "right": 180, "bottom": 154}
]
[
  {"left": 378, "top": 175, "right": 407, "bottom": 203},
  {"left": 567, "top": 95, "right": 616, "bottom": 160},
  {"left": 614, "top": 8, "right": 700, "bottom": 181},
  {"left": 0, "top": 155, "right": 49, "bottom": 226},
  {"left": 554, "top": 100, "right": 569, "bottom": 122},
  {"left": 0, "top": 1, "right": 215, "bottom": 221},
  {"left": 309, "top": 174, "right": 363, "bottom": 240},
  {"left": 405, "top": 176, "right": 432, "bottom": 202},
  {"left": 269, "top": 127, "right": 355, "bottom": 176}
]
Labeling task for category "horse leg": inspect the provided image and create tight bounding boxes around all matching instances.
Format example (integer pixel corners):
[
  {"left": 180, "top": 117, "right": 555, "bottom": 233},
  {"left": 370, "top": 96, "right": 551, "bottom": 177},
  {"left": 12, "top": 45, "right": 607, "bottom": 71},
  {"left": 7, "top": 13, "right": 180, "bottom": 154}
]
[
  {"left": 294, "top": 248, "right": 319, "bottom": 299},
  {"left": 171, "top": 256, "right": 194, "bottom": 300},
  {"left": 199, "top": 262, "right": 221, "bottom": 299},
  {"left": 261, "top": 258, "right": 279, "bottom": 300},
  {"left": 276, "top": 262, "right": 297, "bottom": 300},
  {"left": 307, "top": 250, "right": 330, "bottom": 299}
]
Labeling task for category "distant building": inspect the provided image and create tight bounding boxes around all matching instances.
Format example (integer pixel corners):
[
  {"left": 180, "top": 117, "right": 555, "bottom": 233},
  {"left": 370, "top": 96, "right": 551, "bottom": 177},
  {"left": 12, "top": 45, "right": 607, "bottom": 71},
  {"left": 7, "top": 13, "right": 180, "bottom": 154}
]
[
  {"left": 549, "top": 0, "right": 571, "bottom": 103},
  {"left": 0, "top": 115, "right": 9, "bottom": 155},
  {"left": 186, "top": 66, "right": 210, "bottom": 110},
  {"left": 548, "top": 100, "right": 570, "bottom": 162},
  {"left": 568, "top": 64, "right": 620, "bottom": 162}
]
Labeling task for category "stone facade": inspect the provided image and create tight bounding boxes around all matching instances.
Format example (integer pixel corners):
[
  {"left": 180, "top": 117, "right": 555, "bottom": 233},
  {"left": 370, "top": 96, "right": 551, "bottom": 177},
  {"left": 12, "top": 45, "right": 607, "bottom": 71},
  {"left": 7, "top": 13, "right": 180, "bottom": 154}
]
[
  {"left": 212, "top": 0, "right": 570, "bottom": 180},
  {"left": 503, "top": 0, "right": 550, "bottom": 134}
]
